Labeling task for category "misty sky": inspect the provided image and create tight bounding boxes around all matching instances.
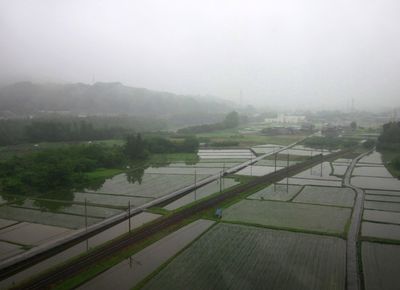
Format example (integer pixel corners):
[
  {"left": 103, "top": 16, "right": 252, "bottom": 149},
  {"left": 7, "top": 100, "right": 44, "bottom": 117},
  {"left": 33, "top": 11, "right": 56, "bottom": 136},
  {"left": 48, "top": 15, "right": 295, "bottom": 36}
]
[{"left": 1, "top": 0, "right": 399, "bottom": 111}]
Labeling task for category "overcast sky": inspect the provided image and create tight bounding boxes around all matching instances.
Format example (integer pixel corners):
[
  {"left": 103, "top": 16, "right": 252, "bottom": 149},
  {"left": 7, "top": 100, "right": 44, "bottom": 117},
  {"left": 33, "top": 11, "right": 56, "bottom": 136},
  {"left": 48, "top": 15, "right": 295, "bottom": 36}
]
[{"left": 1, "top": 0, "right": 399, "bottom": 111}]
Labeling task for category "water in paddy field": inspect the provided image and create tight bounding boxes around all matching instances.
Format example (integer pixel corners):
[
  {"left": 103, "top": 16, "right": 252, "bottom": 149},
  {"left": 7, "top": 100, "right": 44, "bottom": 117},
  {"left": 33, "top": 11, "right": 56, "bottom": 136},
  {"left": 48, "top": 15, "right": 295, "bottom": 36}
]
[
  {"left": 353, "top": 166, "right": 393, "bottom": 178},
  {"left": 164, "top": 178, "right": 239, "bottom": 210},
  {"left": 235, "top": 165, "right": 284, "bottom": 176},
  {"left": 77, "top": 220, "right": 215, "bottom": 290},
  {"left": 0, "top": 212, "right": 161, "bottom": 289},
  {"left": 294, "top": 162, "right": 339, "bottom": 180},
  {"left": 350, "top": 150, "right": 400, "bottom": 190},
  {"left": 251, "top": 144, "right": 283, "bottom": 154},
  {"left": 198, "top": 149, "right": 255, "bottom": 159}
]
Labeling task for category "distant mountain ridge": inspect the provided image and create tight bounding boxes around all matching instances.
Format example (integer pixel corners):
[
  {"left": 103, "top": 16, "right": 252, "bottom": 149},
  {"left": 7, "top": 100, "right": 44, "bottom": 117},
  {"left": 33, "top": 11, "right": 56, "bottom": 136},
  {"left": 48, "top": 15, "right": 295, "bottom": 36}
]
[{"left": 0, "top": 82, "right": 233, "bottom": 117}]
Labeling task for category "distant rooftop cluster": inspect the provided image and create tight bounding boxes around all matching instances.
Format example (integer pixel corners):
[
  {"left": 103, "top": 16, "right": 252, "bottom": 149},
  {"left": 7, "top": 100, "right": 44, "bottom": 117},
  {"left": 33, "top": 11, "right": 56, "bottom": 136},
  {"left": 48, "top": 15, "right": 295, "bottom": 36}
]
[{"left": 264, "top": 114, "right": 306, "bottom": 124}]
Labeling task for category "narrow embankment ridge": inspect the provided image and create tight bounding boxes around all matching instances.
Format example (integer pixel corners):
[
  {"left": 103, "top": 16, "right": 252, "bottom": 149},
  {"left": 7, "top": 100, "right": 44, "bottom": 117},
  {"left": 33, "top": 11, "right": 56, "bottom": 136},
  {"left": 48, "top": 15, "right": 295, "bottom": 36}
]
[{"left": 343, "top": 149, "right": 374, "bottom": 290}]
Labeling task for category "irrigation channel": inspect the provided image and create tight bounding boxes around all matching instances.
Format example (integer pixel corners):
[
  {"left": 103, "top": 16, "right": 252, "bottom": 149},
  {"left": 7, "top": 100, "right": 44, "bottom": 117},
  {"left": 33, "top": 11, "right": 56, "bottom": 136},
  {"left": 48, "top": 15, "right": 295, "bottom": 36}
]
[
  {"left": 0, "top": 140, "right": 301, "bottom": 283},
  {"left": 344, "top": 149, "right": 373, "bottom": 290},
  {"left": 7, "top": 148, "right": 349, "bottom": 290}
]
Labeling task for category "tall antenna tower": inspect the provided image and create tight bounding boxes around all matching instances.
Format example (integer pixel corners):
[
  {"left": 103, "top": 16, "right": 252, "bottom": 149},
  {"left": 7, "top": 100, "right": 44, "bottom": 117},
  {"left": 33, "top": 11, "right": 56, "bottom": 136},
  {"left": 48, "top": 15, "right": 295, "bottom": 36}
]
[
  {"left": 351, "top": 98, "right": 355, "bottom": 112},
  {"left": 239, "top": 89, "right": 243, "bottom": 107}
]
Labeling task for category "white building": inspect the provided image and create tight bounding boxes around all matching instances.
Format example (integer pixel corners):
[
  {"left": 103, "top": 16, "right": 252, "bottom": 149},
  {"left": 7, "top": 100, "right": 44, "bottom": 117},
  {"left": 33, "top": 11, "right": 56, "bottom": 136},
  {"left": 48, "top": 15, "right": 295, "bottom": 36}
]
[{"left": 264, "top": 114, "right": 306, "bottom": 124}]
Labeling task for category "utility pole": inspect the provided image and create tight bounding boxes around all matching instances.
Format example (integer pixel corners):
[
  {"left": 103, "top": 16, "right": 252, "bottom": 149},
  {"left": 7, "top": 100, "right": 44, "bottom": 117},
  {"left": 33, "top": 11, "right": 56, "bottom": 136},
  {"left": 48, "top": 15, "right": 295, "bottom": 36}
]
[
  {"left": 222, "top": 162, "right": 225, "bottom": 190},
  {"left": 286, "top": 154, "right": 289, "bottom": 193},
  {"left": 274, "top": 153, "right": 277, "bottom": 173},
  {"left": 84, "top": 198, "right": 88, "bottom": 230},
  {"left": 85, "top": 198, "right": 88, "bottom": 252},
  {"left": 219, "top": 171, "right": 222, "bottom": 193},
  {"left": 194, "top": 169, "right": 197, "bottom": 201},
  {"left": 286, "top": 153, "right": 289, "bottom": 193},
  {"left": 250, "top": 155, "right": 253, "bottom": 176},
  {"left": 128, "top": 200, "right": 131, "bottom": 233},
  {"left": 310, "top": 149, "right": 313, "bottom": 175},
  {"left": 321, "top": 145, "right": 324, "bottom": 177}
]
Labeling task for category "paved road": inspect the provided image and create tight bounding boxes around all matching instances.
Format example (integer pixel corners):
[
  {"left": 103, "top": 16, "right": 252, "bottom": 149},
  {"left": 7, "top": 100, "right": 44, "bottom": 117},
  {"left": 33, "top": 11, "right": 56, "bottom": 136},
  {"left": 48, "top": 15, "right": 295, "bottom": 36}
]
[{"left": 343, "top": 150, "right": 373, "bottom": 290}]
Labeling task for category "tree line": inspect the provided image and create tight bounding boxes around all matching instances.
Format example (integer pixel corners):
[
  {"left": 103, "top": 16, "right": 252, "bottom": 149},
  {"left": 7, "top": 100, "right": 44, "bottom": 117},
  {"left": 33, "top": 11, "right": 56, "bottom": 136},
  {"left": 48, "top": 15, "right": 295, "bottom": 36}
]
[
  {"left": 0, "top": 134, "right": 199, "bottom": 196},
  {"left": 177, "top": 111, "right": 240, "bottom": 134},
  {"left": 0, "top": 116, "right": 166, "bottom": 146},
  {"left": 377, "top": 121, "right": 400, "bottom": 151},
  {"left": 377, "top": 121, "right": 400, "bottom": 171}
]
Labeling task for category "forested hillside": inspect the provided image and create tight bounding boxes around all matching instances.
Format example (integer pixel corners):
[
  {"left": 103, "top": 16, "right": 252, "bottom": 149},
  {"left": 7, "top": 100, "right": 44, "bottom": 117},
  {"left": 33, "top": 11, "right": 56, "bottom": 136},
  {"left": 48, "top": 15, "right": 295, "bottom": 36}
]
[{"left": 0, "top": 82, "right": 232, "bottom": 117}]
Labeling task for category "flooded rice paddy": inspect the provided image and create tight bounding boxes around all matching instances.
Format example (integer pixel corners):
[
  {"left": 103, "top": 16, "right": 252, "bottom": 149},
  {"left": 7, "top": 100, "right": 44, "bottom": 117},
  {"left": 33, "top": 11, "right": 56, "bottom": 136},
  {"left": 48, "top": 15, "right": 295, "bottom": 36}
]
[
  {"left": 293, "top": 186, "right": 355, "bottom": 207},
  {"left": 247, "top": 184, "right": 303, "bottom": 201},
  {"left": 362, "top": 242, "right": 400, "bottom": 290},
  {"left": 235, "top": 165, "right": 284, "bottom": 176},
  {"left": 78, "top": 219, "right": 215, "bottom": 290},
  {"left": 0, "top": 212, "right": 160, "bottom": 289},
  {"left": 164, "top": 178, "right": 239, "bottom": 211}
]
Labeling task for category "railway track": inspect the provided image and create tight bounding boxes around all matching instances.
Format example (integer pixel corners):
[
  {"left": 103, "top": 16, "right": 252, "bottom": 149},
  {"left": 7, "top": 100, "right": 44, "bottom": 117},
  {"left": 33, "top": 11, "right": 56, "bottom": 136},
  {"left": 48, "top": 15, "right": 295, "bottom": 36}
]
[{"left": 12, "top": 150, "right": 347, "bottom": 289}]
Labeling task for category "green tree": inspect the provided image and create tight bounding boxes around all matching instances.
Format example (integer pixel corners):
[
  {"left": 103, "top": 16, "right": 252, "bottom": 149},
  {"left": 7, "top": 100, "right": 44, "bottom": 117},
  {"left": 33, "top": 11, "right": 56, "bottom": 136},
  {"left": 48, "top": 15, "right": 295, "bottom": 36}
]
[
  {"left": 124, "top": 133, "right": 148, "bottom": 160},
  {"left": 223, "top": 111, "right": 240, "bottom": 128}
]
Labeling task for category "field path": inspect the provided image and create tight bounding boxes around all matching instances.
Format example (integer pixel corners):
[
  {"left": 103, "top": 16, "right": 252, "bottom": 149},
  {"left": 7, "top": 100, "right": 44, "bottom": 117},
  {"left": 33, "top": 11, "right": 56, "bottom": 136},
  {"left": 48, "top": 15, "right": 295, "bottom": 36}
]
[{"left": 343, "top": 149, "right": 373, "bottom": 290}]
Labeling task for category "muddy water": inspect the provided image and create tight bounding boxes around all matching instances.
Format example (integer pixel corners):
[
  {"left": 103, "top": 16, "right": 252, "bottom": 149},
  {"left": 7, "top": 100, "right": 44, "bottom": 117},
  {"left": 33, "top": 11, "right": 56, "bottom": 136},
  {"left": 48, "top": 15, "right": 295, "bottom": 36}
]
[
  {"left": 362, "top": 242, "right": 400, "bottom": 290},
  {"left": 235, "top": 165, "right": 284, "bottom": 176},
  {"left": 365, "top": 194, "right": 400, "bottom": 203},
  {"left": 164, "top": 178, "right": 239, "bottom": 211},
  {"left": 72, "top": 192, "right": 153, "bottom": 207},
  {"left": 353, "top": 166, "right": 393, "bottom": 178},
  {"left": 255, "top": 159, "right": 299, "bottom": 167},
  {"left": 362, "top": 222, "right": 400, "bottom": 241},
  {"left": 358, "top": 152, "right": 384, "bottom": 164},
  {"left": 248, "top": 184, "right": 302, "bottom": 201},
  {"left": 365, "top": 201, "right": 400, "bottom": 212},
  {"left": 351, "top": 176, "right": 400, "bottom": 191},
  {"left": 198, "top": 149, "right": 255, "bottom": 159},
  {"left": 0, "top": 218, "right": 18, "bottom": 230},
  {"left": 145, "top": 166, "right": 222, "bottom": 175},
  {"left": 0, "top": 241, "right": 24, "bottom": 261},
  {"left": 279, "top": 177, "right": 342, "bottom": 187},
  {"left": 294, "top": 162, "right": 340, "bottom": 180},
  {"left": 332, "top": 164, "right": 348, "bottom": 176},
  {"left": 365, "top": 189, "right": 400, "bottom": 197},
  {"left": 0, "top": 222, "right": 72, "bottom": 246},
  {"left": 77, "top": 219, "right": 215, "bottom": 290},
  {"left": 0, "top": 212, "right": 160, "bottom": 289},
  {"left": 364, "top": 210, "right": 400, "bottom": 225}
]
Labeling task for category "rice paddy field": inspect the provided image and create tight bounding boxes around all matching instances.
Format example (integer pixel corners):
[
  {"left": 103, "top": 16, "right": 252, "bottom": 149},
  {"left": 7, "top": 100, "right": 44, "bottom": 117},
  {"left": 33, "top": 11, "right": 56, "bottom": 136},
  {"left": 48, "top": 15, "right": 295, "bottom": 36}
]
[
  {"left": 164, "top": 178, "right": 239, "bottom": 211},
  {"left": 78, "top": 219, "right": 215, "bottom": 290},
  {"left": 251, "top": 144, "right": 282, "bottom": 154},
  {"left": 11, "top": 143, "right": 400, "bottom": 290},
  {"left": 141, "top": 223, "right": 346, "bottom": 290},
  {"left": 235, "top": 165, "right": 284, "bottom": 176},
  {"left": 0, "top": 212, "right": 161, "bottom": 289},
  {"left": 353, "top": 151, "right": 400, "bottom": 243},
  {"left": 198, "top": 149, "right": 255, "bottom": 159},
  {"left": 362, "top": 222, "right": 400, "bottom": 241},
  {"left": 293, "top": 186, "right": 355, "bottom": 207},
  {"left": 0, "top": 150, "right": 250, "bottom": 263},
  {"left": 351, "top": 176, "right": 400, "bottom": 190},
  {"left": 294, "top": 162, "right": 341, "bottom": 180},
  {"left": 247, "top": 184, "right": 303, "bottom": 201},
  {"left": 332, "top": 164, "right": 349, "bottom": 176},
  {"left": 362, "top": 242, "right": 400, "bottom": 290},
  {"left": 278, "top": 177, "right": 343, "bottom": 187},
  {"left": 86, "top": 173, "right": 209, "bottom": 198},
  {"left": 222, "top": 199, "right": 351, "bottom": 235},
  {"left": 254, "top": 159, "right": 300, "bottom": 167}
]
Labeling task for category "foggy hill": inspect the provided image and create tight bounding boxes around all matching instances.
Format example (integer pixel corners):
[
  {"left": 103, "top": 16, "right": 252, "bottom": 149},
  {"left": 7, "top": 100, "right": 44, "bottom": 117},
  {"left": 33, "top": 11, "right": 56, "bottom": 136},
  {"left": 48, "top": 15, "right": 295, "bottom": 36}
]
[{"left": 0, "top": 82, "right": 233, "bottom": 117}]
